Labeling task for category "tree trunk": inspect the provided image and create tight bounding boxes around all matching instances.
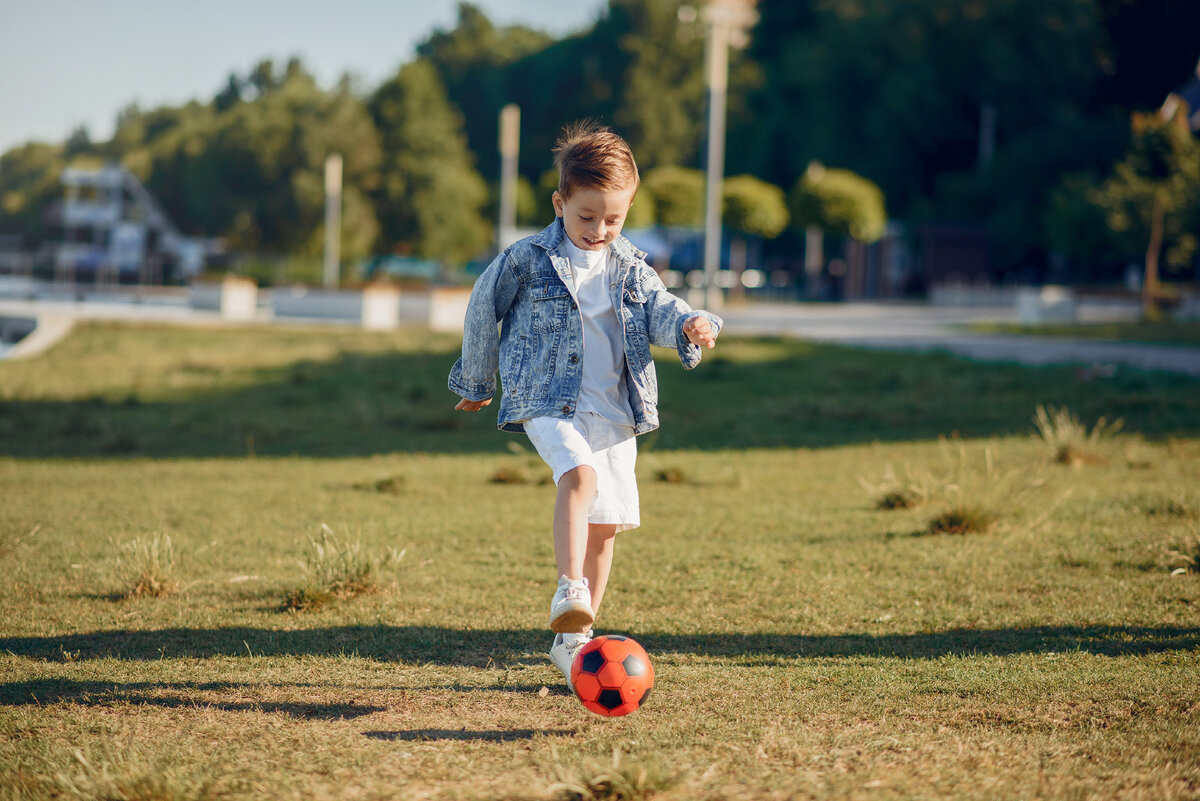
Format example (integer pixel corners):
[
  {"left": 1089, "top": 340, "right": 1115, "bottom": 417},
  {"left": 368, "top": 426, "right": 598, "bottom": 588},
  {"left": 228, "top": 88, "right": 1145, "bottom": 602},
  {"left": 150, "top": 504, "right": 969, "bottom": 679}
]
[{"left": 1142, "top": 187, "right": 1164, "bottom": 319}]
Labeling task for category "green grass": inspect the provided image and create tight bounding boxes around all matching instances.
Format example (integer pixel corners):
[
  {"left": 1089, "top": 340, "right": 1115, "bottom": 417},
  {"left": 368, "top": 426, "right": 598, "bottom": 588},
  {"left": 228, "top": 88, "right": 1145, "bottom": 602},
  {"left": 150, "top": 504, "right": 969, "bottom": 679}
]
[
  {"left": 2, "top": 322, "right": 1199, "bottom": 800},
  {"left": 1, "top": 321, "right": 1198, "bottom": 457},
  {"left": 965, "top": 319, "right": 1200, "bottom": 346}
]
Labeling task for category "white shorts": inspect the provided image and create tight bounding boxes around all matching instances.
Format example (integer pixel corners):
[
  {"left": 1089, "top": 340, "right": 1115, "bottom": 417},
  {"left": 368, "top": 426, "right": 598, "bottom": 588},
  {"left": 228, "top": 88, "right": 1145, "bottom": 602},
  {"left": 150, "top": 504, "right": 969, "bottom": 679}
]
[{"left": 523, "top": 412, "right": 640, "bottom": 531}]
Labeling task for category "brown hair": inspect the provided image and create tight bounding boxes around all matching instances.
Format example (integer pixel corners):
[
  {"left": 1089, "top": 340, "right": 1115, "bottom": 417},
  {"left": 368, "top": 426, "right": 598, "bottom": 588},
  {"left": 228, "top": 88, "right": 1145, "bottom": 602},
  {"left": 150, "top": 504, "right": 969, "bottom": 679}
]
[{"left": 553, "top": 121, "right": 640, "bottom": 199}]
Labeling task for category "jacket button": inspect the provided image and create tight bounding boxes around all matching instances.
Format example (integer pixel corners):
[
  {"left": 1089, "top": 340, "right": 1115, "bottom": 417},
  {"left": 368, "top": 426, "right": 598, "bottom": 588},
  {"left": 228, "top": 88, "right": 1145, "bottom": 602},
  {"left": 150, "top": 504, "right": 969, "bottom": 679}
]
[
  {"left": 561, "top": 405, "right": 572, "bottom": 415},
  {"left": 569, "top": 354, "right": 579, "bottom": 364}
]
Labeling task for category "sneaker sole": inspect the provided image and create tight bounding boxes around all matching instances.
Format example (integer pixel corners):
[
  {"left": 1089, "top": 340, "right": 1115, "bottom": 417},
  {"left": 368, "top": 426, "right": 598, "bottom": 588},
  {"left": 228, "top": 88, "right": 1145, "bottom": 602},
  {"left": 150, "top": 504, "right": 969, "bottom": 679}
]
[{"left": 549, "top": 606, "right": 594, "bottom": 633}]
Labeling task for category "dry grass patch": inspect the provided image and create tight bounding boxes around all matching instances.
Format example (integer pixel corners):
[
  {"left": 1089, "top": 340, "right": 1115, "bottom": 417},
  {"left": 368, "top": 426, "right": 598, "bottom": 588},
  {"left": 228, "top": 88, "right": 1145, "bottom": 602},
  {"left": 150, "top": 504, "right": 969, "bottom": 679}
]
[
  {"left": 281, "top": 524, "right": 404, "bottom": 612},
  {"left": 1033, "top": 404, "right": 1124, "bottom": 466},
  {"left": 119, "top": 532, "right": 180, "bottom": 598},
  {"left": 548, "top": 748, "right": 679, "bottom": 801}
]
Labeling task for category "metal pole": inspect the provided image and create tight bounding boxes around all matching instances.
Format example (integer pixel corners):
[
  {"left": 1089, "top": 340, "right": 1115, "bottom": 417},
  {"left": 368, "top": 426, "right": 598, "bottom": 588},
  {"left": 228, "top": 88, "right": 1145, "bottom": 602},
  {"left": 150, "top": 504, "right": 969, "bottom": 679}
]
[
  {"left": 702, "top": 18, "right": 729, "bottom": 311},
  {"left": 323, "top": 153, "right": 343, "bottom": 288},
  {"left": 498, "top": 104, "right": 521, "bottom": 251}
]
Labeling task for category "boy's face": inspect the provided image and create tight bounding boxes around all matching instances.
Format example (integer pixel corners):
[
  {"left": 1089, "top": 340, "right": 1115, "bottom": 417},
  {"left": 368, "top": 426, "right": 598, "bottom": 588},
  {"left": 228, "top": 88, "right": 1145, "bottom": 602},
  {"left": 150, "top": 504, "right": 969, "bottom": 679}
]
[{"left": 553, "top": 185, "right": 637, "bottom": 251}]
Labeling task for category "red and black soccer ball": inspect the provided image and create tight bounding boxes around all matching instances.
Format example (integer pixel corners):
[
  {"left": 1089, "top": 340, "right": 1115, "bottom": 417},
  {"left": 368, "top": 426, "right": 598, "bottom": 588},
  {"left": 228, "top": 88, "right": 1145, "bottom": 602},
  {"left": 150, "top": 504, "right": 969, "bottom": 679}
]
[{"left": 570, "top": 634, "right": 654, "bottom": 717}]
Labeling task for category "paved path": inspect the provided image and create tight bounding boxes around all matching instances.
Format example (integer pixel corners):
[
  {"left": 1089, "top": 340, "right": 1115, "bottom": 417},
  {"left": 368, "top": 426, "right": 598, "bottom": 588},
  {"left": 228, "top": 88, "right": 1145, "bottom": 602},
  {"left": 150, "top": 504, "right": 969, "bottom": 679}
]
[{"left": 719, "top": 302, "right": 1200, "bottom": 377}]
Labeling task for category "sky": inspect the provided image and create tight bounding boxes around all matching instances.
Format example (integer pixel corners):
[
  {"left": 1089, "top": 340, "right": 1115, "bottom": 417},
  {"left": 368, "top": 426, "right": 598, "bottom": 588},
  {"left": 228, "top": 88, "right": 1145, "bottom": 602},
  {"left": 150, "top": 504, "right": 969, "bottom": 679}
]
[{"left": 0, "top": 0, "right": 608, "bottom": 155}]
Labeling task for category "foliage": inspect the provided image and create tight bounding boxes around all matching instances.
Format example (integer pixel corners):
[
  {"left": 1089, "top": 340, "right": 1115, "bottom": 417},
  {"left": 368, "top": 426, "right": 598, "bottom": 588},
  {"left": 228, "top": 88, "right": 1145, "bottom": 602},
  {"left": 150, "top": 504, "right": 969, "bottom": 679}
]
[
  {"left": 120, "top": 60, "right": 384, "bottom": 266},
  {"left": 417, "top": 2, "right": 557, "bottom": 183},
  {"left": 721, "top": 174, "right": 788, "bottom": 239},
  {"left": 369, "top": 59, "right": 490, "bottom": 264},
  {"left": 0, "top": 142, "right": 64, "bottom": 242},
  {"left": 3, "top": 0, "right": 1200, "bottom": 279},
  {"left": 789, "top": 164, "right": 887, "bottom": 242},
  {"left": 642, "top": 166, "right": 704, "bottom": 228},
  {"left": 1093, "top": 109, "right": 1200, "bottom": 274}
]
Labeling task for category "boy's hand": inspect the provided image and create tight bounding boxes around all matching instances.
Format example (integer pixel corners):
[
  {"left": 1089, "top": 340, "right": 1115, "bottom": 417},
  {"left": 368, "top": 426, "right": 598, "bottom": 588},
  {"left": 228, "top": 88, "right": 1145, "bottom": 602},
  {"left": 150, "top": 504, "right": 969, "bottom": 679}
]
[
  {"left": 455, "top": 397, "right": 492, "bottom": 412},
  {"left": 684, "top": 316, "right": 718, "bottom": 349}
]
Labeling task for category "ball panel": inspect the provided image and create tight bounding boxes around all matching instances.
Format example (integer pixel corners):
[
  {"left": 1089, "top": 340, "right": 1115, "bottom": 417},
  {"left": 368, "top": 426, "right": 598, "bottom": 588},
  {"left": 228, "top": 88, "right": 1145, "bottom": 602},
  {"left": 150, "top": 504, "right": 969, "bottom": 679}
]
[
  {"left": 595, "top": 660, "right": 627, "bottom": 688},
  {"left": 573, "top": 672, "right": 602, "bottom": 702},
  {"left": 579, "top": 649, "right": 606, "bottom": 675},
  {"left": 621, "top": 653, "right": 647, "bottom": 677},
  {"left": 596, "top": 688, "right": 624, "bottom": 711}
]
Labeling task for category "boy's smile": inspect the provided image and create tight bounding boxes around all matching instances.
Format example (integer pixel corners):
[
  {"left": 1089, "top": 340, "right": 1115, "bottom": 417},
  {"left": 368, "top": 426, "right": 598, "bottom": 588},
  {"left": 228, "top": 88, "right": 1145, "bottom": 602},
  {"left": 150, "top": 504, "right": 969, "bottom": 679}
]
[{"left": 553, "top": 186, "right": 637, "bottom": 251}]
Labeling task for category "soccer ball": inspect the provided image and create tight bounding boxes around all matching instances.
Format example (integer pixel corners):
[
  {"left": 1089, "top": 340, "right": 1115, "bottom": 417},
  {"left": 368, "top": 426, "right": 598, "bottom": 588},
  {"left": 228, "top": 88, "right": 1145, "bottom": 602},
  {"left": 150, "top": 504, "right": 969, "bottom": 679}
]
[{"left": 570, "top": 634, "right": 654, "bottom": 717}]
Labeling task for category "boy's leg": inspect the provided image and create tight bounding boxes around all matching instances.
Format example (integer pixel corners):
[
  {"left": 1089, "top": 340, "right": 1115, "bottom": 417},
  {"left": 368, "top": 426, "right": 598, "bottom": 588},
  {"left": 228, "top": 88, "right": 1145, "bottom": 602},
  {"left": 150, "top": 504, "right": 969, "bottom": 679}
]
[
  {"left": 550, "top": 465, "right": 598, "bottom": 633},
  {"left": 583, "top": 524, "right": 619, "bottom": 614},
  {"left": 553, "top": 465, "right": 598, "bottom": 580}
]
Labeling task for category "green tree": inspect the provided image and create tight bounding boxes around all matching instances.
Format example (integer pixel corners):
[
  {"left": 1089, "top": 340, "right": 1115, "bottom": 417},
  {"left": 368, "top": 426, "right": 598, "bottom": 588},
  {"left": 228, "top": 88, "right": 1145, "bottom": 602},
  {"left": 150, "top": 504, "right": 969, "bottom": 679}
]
[
  {"left": 104, "top": 60, "right": 382, "bottom": 270},
  {"left": 722, "top": 175, "right": 788, "bottom": 240},
  {"left": 418, "top": 3, "right": 554, "bottom": 183},
  {"left": 370, "top": 58, "right": 489, "bottom": 264},
  {"left": 789, "top": 164, "right": 886, "bottom": 243},
  {"left": 1094, "top": 109, "right": 1200, "bottom": 314},
  {"left": 736, "top": 0, "right": 1121, "bottom": 274},
  {"left": 643, "top": 165, "right": 705, "bottom": 227},
  {"left": 0, "top": 142, "right": 65, "bottom": 243}
]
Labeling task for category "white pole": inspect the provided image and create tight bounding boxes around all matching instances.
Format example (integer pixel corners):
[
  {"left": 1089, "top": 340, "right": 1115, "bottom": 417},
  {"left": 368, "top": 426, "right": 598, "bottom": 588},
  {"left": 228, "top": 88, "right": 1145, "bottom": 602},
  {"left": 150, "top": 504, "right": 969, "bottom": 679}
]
[
  {"left": 323, "top": 153, "right": 343, "bottom": 288},
  {"left": 702, "top": 18, "right": 729, "bottom": 311},
  {"left": 498, "top": 104, "right": 521, "bottom": 251}
]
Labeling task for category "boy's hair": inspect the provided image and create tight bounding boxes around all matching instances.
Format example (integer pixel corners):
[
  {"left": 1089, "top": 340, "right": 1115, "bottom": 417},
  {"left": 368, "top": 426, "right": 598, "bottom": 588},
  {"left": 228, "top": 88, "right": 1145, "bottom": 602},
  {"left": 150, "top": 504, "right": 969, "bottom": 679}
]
[{"left": 553, "top": 121, "right": 640, "bottom": 199}]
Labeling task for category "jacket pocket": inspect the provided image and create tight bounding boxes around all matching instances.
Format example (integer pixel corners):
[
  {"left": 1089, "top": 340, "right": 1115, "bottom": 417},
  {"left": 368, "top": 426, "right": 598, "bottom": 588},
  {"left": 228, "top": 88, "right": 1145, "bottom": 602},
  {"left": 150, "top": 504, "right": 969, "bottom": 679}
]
[{"left": 528, "top": 279, "right": 572, "bottom": 333}]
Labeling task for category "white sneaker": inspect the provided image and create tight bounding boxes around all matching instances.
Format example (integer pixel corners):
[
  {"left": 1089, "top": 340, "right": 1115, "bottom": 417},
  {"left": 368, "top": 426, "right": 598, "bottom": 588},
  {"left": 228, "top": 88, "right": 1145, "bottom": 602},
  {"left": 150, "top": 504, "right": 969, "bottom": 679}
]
[
  {"left": 549, "top": 575, "right": 594, "bottom": 633},
  {"left": 550, "top": 631, "right": 592, "bottom": 691}
]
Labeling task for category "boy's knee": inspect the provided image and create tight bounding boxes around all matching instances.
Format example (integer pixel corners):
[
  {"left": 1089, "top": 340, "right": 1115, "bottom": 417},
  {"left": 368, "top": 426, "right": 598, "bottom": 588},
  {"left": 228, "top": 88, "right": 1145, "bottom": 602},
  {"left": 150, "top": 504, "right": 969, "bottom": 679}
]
[{"left": 561, "top": 464, "right": 597, "bottom": 488}]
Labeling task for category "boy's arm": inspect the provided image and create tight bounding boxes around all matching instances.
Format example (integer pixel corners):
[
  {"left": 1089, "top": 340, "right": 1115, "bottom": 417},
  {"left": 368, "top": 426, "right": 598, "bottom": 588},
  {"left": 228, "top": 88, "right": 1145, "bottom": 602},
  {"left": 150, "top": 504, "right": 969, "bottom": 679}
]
[
  {"left": 636, "top": 267, "right": 723, "bottom": 369},
  {"left": 448, "top": 250, "right": 520, "bottom": 403}
]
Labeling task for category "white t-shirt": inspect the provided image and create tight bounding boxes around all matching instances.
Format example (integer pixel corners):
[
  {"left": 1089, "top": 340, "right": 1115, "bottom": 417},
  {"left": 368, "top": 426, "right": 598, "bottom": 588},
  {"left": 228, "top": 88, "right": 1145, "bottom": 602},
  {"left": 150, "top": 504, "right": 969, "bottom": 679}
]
[{"left": 560, "top": 237, "right": 635, "bottom": 429}]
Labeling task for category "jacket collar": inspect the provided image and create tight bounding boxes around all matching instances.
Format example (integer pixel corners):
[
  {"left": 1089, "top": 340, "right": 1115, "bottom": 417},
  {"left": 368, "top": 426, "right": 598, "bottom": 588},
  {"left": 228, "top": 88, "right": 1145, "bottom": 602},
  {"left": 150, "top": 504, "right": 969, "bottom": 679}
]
[{"left": 532, "top": 218, "right": 647, "bottom": 268}]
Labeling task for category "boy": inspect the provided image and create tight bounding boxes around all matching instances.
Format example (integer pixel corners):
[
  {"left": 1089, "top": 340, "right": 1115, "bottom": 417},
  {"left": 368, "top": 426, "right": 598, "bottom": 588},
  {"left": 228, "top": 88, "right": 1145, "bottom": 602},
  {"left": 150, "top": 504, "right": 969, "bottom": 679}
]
[{"left": 449, "top": 122, "right": 721, "bottom": 687}]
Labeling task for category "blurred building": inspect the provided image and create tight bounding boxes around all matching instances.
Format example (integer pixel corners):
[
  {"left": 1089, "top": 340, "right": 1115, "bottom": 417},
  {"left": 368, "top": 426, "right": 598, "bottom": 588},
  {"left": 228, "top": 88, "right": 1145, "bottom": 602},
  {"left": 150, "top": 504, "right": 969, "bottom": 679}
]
[{"left": 54, "top": 164, "right": 215, "bottom": 284}]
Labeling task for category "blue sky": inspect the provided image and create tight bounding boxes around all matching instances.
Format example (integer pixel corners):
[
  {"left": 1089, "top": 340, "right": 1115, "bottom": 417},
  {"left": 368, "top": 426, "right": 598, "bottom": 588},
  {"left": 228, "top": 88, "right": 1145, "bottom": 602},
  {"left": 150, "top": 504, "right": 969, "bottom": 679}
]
[{"left": 0, "top": 0, "right": 607, "bottom": 154}]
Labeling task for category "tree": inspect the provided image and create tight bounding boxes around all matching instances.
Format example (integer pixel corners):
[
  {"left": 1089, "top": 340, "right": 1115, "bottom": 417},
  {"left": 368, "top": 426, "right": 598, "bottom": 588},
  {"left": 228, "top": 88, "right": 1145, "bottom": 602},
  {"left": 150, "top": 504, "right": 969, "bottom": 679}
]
[
  {"left": 1094, "top": 108, "right": 1200, "bottom": 314},
  {"left": 369, "top": 58, "right": 489, "bottom": 264},
  {"left": 722, "top": 175, "right": 788, "bottom": 241},
  {"left": 418, "top": 3, "right": 554, "bottom": 183},
  {"left": 789, "top": 165, "right": 886, "bottom": 243},
  {"left": 0, "top": 141, "right": 65, "bottom": 243},
  {"left": 643, "top": 166, "right": 705, "bottom": 227},
  {"left": 735, "top": 0, "right": 1122, "bottom": 274}
]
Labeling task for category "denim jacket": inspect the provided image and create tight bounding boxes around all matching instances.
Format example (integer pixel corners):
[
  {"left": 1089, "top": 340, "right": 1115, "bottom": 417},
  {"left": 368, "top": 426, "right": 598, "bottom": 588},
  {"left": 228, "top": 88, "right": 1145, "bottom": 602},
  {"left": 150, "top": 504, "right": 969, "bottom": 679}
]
[{"left": 448, "top": 218, "right": 723, "bottom": 435}]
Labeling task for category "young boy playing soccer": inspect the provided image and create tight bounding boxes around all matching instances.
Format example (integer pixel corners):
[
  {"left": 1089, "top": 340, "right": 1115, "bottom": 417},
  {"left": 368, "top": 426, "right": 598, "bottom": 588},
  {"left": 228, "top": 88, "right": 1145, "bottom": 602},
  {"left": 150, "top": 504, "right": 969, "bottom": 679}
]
[{"left": 449, "top": 122, "right": 721, "bottom": 687}]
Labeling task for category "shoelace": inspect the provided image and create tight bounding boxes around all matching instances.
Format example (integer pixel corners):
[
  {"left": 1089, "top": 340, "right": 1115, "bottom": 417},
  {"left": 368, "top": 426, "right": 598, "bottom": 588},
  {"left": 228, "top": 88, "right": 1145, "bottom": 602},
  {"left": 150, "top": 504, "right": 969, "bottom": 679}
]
[{"left": 560, "top": 577, "right": 589, "bottom": 601}]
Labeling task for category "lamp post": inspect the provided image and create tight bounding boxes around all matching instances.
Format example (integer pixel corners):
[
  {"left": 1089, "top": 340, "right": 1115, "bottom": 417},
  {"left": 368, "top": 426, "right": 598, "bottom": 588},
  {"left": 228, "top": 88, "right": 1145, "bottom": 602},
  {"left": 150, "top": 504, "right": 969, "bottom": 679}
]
[
  {"left": 498, "top": 104, "right": 521, "bottom": 251},
  {"left": 686, "top": 0, "right": 758, "bottom": 310},
  {"left": 323, "top": 153, "right": 342, "bottom": 288}
]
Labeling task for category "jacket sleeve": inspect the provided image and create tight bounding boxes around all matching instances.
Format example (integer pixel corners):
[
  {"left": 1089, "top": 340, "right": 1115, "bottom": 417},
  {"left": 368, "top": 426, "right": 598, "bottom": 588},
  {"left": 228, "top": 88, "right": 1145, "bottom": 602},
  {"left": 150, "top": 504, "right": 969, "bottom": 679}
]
[
  {"left": 637, "top": 267, "right": 724, "bottom": 370},
  {"left": 448, "top": 249, "right": 521, "bottom": 400}
]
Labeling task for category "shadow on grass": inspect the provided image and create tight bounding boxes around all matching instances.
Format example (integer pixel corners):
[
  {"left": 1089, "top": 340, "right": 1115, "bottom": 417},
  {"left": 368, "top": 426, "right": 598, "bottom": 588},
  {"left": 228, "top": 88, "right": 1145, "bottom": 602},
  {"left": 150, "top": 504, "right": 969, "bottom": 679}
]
[
  {"left": 2, "top": 624, "right": 1196, "bottom": 676},
  {"left": 3, "top": 336, "right": 1200, "bottom": 457},
  {"left": 0, "top": 678, "right": 385, "bottom": 718}
]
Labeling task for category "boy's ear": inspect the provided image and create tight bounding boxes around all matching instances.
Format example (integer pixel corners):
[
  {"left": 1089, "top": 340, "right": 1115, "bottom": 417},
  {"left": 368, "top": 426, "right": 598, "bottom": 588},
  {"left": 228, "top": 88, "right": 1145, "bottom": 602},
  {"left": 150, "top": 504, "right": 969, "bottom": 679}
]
[{"left": 551, "top": 190, "right": 564, "bottom": 217}]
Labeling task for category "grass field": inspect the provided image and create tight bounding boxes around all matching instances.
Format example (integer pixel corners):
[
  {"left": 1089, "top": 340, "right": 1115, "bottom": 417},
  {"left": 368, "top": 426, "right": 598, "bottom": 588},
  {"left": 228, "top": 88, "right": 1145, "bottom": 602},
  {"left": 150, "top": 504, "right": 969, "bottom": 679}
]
[
  {"left": 2, "top": 321, "right": 1199, "bottom": 800},
  {"left": 964, "top": 319, "right": 1200, "bottom": 346}
]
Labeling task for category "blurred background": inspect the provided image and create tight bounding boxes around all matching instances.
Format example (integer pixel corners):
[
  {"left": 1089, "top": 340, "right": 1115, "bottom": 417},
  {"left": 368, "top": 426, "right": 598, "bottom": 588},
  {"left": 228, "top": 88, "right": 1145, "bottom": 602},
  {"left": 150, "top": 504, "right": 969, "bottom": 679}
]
[{"left": 1, "top": 0, "right": 1198, "bottom": 310}]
